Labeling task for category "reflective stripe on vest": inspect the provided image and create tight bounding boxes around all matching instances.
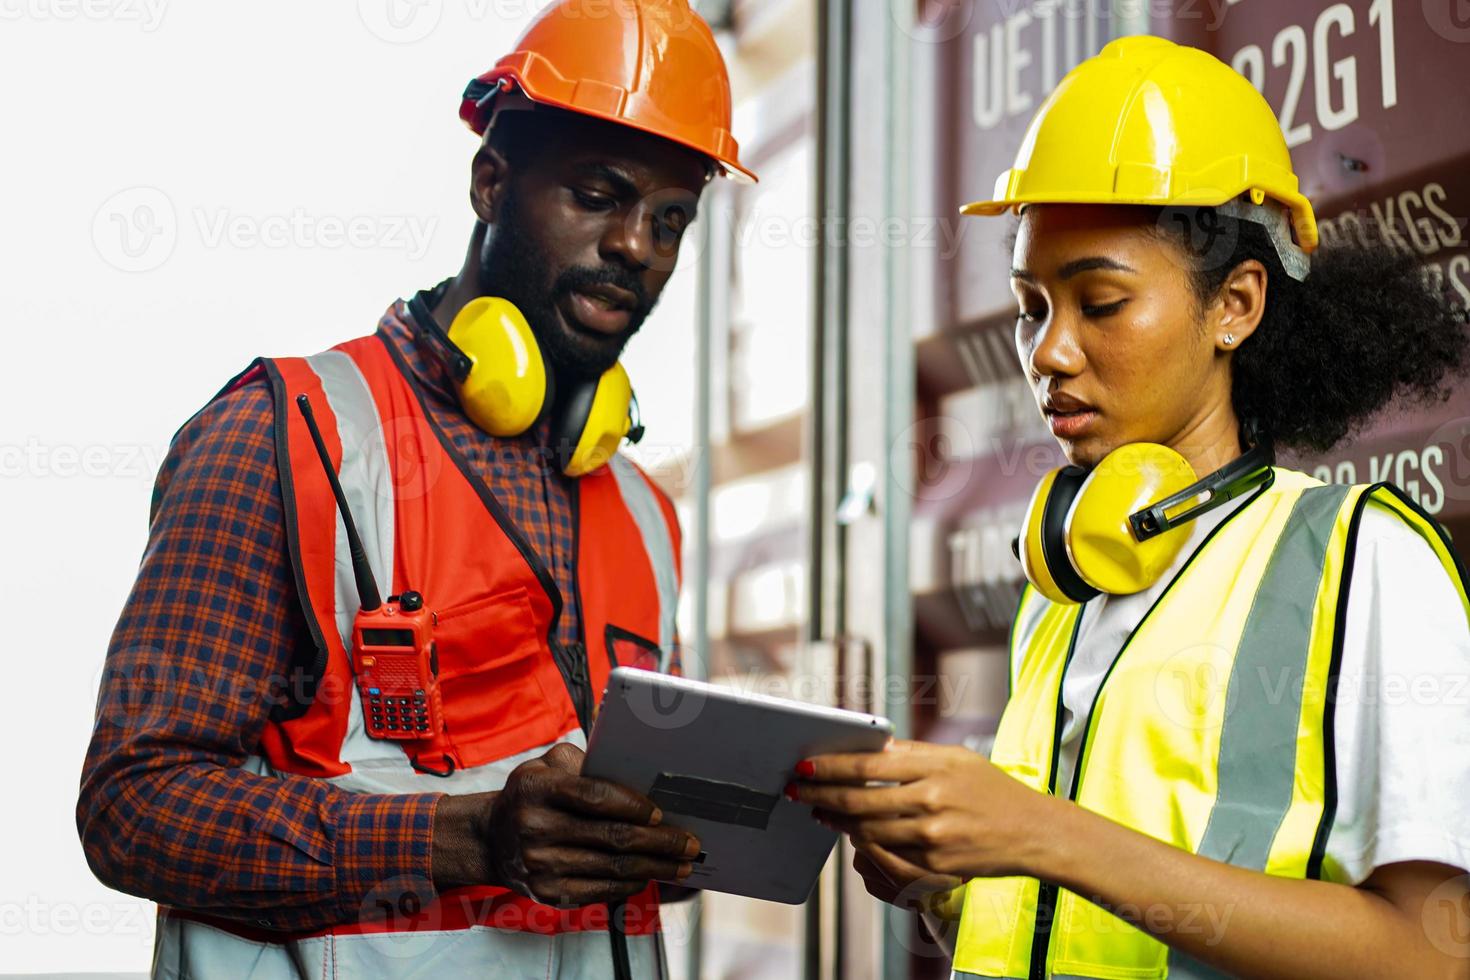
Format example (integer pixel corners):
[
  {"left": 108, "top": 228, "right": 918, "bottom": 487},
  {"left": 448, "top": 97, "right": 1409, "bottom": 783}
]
[
  {"left": 951, "top": 469, "right": 1470, "bottom": 980},
  {"left": 610, "top": 454, "right": 680, "bottom": 665},
  {"left": 157, "top": 333, "right": 682, "bottom": 978},
  {"left": 152, "top": 914, "right": 666, "bottom": 980}
]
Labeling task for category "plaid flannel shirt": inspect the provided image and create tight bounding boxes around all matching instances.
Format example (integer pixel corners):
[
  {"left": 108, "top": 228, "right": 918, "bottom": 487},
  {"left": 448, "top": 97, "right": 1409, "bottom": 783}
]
[{"left": 77, "top": 299, "right": 582, "bottom": 931}]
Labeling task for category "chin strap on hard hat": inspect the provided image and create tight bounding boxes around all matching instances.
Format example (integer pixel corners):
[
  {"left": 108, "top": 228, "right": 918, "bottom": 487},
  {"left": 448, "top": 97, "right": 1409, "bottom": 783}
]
[
  {"left": 1216, "top": 196, "right": 1312, "bottom": 282},
  {"left": 464, "top": 77, "right": 536, "bottom": 140}
]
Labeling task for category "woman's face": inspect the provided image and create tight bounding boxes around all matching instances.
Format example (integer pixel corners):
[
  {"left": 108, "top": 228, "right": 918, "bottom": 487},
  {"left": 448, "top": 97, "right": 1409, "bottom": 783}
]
[{"left": 1010, "top": 204, "right": 1249, "bottom": 469}]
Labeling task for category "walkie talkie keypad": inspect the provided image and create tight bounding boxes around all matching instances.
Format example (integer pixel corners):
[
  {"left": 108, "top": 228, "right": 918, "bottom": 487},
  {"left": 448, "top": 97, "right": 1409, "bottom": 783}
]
[{"left": 366, "top": 693, "right": 430, "bottom": 734}]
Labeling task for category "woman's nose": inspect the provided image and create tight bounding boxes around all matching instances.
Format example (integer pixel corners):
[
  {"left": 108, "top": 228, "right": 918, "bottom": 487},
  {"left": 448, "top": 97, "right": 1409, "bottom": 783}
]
[{"left": 1026, "top": 316, "right": 1084, "bottom": 381}]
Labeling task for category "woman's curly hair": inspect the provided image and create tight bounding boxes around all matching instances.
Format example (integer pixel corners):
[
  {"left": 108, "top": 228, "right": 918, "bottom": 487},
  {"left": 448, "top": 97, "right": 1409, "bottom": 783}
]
[{"left": 1161, "top": 211, "right": 1470, "bottom": 454}]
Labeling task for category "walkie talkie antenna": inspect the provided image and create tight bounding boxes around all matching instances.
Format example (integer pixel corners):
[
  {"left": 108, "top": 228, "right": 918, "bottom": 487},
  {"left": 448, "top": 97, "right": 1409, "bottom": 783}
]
[{"left": 295, "top": 394, "right": 383, "bottom": 612}]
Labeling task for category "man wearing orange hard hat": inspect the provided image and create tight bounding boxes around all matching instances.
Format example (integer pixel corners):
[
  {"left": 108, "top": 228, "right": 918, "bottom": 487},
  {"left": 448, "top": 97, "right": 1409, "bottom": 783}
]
[{"left": 78, "top": 2, "right": 754, "bottom": 977}]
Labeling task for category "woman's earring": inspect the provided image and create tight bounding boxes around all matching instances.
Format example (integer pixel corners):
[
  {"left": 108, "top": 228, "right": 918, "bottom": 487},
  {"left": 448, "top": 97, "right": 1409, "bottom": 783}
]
[{"left": 1223, "top": 333, "right": 1236, "bottom": 347}]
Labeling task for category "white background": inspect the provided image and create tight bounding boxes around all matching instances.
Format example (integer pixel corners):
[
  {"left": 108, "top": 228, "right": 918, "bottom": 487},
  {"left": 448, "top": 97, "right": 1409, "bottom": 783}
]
[{"left": 0, "top": 1, "right": 704, "bottom": 971}]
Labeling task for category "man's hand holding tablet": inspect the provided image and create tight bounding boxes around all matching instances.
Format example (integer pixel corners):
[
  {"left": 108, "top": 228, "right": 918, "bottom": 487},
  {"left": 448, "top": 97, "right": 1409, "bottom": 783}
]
[{"left": 431, "top": 742, "right": 702, "bottom": 907}]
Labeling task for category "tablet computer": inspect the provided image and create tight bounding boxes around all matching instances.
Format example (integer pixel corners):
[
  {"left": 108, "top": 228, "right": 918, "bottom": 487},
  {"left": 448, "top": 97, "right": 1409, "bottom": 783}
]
[{"left": 582, "top": 667, "right": 894, "bottom": 905}]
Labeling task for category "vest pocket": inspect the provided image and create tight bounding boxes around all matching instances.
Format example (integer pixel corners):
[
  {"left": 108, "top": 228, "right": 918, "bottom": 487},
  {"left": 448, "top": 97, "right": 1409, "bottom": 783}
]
[
  {"left": 605, "top": 624, "right": 662, "bottom": 672},
  {"left": 432, "top": 586, "right": 578, "bottom": 769}
]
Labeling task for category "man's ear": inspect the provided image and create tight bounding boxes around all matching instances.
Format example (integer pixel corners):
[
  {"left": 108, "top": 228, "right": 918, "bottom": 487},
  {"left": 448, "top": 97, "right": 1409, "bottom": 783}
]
[{"left": 470, "top": 143, "right": 511, "bottom": 226}]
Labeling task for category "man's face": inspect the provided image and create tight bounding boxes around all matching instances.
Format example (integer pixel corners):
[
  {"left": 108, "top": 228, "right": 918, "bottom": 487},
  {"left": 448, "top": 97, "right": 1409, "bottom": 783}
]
[{"left": 477, "top": 111, "right": 710, "bottom": 381}]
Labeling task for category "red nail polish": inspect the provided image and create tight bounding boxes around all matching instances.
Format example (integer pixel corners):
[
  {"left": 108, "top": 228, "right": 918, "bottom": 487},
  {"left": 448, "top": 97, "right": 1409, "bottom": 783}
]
[
  {"left": 795, "top": 759, "right": 816, "bottom": 778},
  {"left": 783, "top": 781, "right": 799, "bottom": 801}
]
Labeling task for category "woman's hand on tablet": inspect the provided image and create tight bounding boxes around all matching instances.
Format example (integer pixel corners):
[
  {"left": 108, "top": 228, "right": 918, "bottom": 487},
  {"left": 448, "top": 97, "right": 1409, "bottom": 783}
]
[{"left": 792, "top": 739, "right": 1054, "bottom": 883}]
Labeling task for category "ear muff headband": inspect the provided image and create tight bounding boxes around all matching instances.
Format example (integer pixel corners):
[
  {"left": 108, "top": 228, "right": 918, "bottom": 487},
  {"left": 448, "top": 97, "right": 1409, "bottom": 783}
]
[
  {"left": 1129, "top": 442, "right": 1274, "bottom": 541},
  {"left": 408, "top": 291, "right": 473, "bottom": 381}
]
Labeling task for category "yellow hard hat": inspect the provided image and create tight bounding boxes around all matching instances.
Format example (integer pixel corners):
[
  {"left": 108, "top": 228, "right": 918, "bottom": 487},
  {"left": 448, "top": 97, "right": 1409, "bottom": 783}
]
[{"left": 961, "top": 35, "right": 1318, "bottom": 253}]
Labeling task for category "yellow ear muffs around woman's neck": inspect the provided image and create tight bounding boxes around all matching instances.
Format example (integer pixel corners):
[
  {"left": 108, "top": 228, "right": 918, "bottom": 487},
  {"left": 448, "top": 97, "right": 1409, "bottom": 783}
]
[{"left": 1018, "top": 442, "right": 1274, "bottom": 604}]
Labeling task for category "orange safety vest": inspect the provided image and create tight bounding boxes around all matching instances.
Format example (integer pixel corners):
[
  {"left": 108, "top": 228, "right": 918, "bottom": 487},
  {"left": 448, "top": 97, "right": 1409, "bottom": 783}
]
[{"left": 152, "top": 327, "right": 682, "bottom": 979}]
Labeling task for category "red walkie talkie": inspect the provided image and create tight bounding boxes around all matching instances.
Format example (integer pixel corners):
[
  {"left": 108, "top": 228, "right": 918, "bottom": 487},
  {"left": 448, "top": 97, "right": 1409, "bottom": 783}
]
[{"left": 295, "top": 394, "right": 445, "bottom": 746}]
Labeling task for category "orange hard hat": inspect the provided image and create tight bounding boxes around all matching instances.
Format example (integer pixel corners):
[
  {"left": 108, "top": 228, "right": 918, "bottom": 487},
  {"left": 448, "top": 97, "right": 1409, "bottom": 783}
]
[{"left": 460, "top": 0, "right": 756, "bottom": 183}]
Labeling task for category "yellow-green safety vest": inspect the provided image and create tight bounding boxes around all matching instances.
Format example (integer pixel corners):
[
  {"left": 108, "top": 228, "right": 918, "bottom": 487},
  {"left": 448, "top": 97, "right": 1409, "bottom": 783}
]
[{"left": 948, "top": 467, "right": 1470, "bottom": 979}]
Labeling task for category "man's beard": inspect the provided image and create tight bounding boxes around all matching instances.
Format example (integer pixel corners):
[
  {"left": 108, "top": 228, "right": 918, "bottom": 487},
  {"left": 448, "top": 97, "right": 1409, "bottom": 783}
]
[{"left": 478, "top": 193, "right": 654, "bottom": 382}]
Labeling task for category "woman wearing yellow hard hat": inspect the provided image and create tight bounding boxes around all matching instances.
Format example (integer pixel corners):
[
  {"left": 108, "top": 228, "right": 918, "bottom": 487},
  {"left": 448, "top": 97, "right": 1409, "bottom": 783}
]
[{"left": 792, "top": 35, "right": 1470, "bottom": 978}]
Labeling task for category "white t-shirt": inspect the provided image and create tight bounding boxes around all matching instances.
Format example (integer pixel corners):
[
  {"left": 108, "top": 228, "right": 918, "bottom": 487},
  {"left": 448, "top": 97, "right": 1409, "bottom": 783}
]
[{"left": 1051, "top": 489, "right": 1470, "bottom": 885}]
